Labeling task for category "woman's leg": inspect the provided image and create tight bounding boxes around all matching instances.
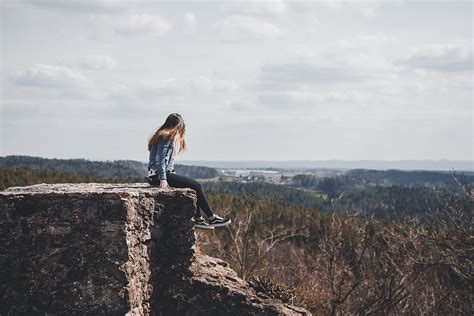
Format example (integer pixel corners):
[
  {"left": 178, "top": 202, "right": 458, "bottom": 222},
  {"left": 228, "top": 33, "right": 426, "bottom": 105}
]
[{"left": 165, "top": 171, "right": 214, "bottom": 218}]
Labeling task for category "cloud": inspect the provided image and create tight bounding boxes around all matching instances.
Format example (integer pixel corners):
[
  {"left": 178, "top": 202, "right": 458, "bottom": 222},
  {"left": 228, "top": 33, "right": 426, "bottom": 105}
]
[
  {"left": 254, "top": 48, "right": 402, "bottom": 95},
  {"left": 252, "top": 52, "right": 402, "bottom": 109},
  {"left": 258, "top": 62, "right": 366, "bottom": 88},
  {"left": 251, "top": 46, "right": 471, "bottom": 112},
  {"left": 184, "top": 12, "right": 197, "bottom": 32},
  {"left": 214, "top": 15, "right": 282, "bottom": 42},
  {"left": 190, "top": 76, "right": 238, "bottom": 93},
  {"left": 258, "top": 89, "right": 365, "bottom": 109},
  {"left": 7, "top": 64, "right": 112, "bottom": 101},
  {"left": 140, "top": 76, "right": 239, "bottom": 96},
  {"left": 222, "top": 0, "right": 288, "bottom": 16},
  {"left": 397, "top": 43, "right": 473, "bottom": 72},
  {"left": 357, "top": 34, "right": 395, "bottom": 43},
  {"left": 107, "top": 76, "right": 240, "bottom": 103},
  {"left": 332, "top": 34, "right": 397, "bottom": 52},
  {"left": 317, "top": 0, "right": 382, "bottom": 18},
  {"left": 22, "top": 0, "right": 134, "bottom": 14},
  {"left": 9, "top": 64, "right": 87, "bottom": 88},
  {"left": 79, "top": 54, "right": 117, "bottom": 70},
  {"left": 225, "top": 100, "right": 258, "bottom": 112},
  {"left": 114, "top": 13, "right": 171, "bottom": 36},
  {"left": 140, "top": 78, "right": 183, "bottom": 95}
]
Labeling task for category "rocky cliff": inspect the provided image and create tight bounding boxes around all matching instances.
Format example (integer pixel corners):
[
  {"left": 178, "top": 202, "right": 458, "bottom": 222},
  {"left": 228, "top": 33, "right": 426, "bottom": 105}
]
[{"left": 0, "top": 183, "right": 310, "bottom": 315}]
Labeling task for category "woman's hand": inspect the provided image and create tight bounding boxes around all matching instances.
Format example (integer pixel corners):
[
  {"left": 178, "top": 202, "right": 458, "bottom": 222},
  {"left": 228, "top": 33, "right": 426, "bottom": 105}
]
[{"left": 159, "top": 179, "right": 169, "bottom": 188}]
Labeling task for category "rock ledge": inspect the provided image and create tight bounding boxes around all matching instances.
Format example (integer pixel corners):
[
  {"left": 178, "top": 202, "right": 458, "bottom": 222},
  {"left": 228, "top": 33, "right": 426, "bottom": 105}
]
[{"left": 0, "top": 183, "right": 310, "bottom": 315}]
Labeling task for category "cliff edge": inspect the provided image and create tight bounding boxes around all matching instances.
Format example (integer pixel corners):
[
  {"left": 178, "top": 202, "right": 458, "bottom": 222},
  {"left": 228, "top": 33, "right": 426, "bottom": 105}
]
[{"left": 0, "top": 183, "right": 310, "bottom": 315}]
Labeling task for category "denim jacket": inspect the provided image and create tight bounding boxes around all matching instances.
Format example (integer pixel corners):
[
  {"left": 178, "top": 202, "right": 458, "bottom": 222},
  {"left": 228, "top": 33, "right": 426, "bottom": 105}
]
[{"left": 147, "top": 137, "right": 176, "bottom": 180}]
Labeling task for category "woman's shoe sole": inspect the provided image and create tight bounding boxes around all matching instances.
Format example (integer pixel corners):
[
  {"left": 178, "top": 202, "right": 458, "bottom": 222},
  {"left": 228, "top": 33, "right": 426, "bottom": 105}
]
[
  {"left": 209, "top": 219, "right": 232, "bottom": 227},
  {"left": 195, "top": 224, "right": 215, "bottom": 230}
]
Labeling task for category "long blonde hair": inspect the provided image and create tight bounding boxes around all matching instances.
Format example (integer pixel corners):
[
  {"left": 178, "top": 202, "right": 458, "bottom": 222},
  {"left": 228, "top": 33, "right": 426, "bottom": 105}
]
[{"left": 147, "top": 113, "right": 187, "bottom": 156}]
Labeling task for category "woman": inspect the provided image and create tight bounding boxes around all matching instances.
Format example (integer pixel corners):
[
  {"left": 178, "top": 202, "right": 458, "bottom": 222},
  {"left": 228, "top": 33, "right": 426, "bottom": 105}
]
[{"left": 146, "top": 113, "right": 231, "bottom": 230}]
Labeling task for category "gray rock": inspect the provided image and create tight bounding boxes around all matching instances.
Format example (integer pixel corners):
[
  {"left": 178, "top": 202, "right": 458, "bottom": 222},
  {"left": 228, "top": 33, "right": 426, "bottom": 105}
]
[{"left": 0, "top": 183, "right": 310, "bottom": 315}]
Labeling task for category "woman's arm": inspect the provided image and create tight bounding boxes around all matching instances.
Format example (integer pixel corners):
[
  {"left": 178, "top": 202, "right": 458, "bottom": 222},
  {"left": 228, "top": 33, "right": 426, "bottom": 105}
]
[
  {"left": 166, "top": 149, "right": 176, "bottom": 173},
  {"left": 155, "top": 139, "right": 170, "bottom": 180}
]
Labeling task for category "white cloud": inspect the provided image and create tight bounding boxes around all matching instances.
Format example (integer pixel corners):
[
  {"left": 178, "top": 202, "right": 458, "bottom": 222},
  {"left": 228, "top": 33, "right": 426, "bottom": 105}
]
[
  {"left": 184, "top": 12, "right": 197, "bottom": 32},
  {"left": 252, "top": 52, "right": 403, "bottom": 109},
  {"left": 187, "top": 76, "right": 238, "bottom": 93},
  {"left": 334, "top": 34, "right": 397, "bottom": 52},
  {"left": 6, "top": 64, "right": 112, "bottom": 101},
  {"left": 87, "top": 13, "right": 172, "bottom": 38},
  {"left": 114, "top": 13, "right": 171, "bottom": 36},
  {"left": 317, "top": 0, "right": 382, "bottom": 18},
  {"left": 140, "top": 78, "right": 183, "bottom": 95},
  {"left": 22, "top": 0, "right": 134, "bottom": 14},
  {"left": 258, "top": 89, "right": 365, "bottom": 109},
  {"left": 162, "top": 76, "right": 238, "bottom": 94},
  {"left": 226, "top": 100, "right": 258, "bottom": 112},
  {"left": 9, "top": 64, "right": 87, "bottom": 88},
  {"left": 114, "top": 76, "right": 240, "bottom": 101},
  {"left": 80, "top": 55, "right": 117, "bottom": 70},
  {"left": 398, "top": 43, "right": 473, "bottom": 72},
  {"left": 223, "top": 0, "right": 288, "bottom": 16},
  {"left": 359, "top": 4, "right": 377, "bottom": 18},
  {"left": 258, "top": 62, "right": 366, "bottom": 87},
  {"left": 356, "top": 34, "right": 395, "bottom": 43},
  {"left": 215, "top": 15, "right": 282, "bottom": 42},
  {"left": 189, "top": 76, "right": 214, "bottom": 92},
  {"left": 213, "top": 79, "right": 239, "bottom": 93}
]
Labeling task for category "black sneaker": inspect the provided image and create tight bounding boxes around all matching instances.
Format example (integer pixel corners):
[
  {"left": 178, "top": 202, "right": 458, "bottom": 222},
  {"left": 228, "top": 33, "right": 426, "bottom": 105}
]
[
  {"left": 191, "top": 216, "right": 215, "bottom": 230},
  {"left": 208, "top": 214, "right": 231, "bottom": 227}
]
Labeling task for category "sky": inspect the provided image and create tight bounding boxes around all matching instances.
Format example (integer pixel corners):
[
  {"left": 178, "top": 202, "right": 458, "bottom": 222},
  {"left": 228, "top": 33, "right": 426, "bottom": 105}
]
[{"left": 1, "top": 0, "right": 472, "bottom": 162}]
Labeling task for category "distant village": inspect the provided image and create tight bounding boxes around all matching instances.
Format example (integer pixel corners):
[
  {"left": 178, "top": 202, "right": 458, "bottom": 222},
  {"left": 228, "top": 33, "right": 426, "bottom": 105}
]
[{"left": 217, "top": 168, "right": 344, "bottom": 185}]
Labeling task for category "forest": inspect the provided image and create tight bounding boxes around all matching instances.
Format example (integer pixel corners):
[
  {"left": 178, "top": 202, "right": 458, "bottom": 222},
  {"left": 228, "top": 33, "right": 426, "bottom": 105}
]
[
  {"left": 198, "top": 185, "right": 471, "bottom": 314},
  {"left": 0, "top": 155, "right": 219, "bottom": 183},
  {"left": 0, "top": 156, "right": 472, "bottom": 314}
]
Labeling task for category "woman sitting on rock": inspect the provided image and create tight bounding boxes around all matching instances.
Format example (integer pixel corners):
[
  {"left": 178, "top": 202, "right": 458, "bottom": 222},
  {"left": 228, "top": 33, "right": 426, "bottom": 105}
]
[{"left": 145, "top": 112, "right": 231, "bottom": 230}]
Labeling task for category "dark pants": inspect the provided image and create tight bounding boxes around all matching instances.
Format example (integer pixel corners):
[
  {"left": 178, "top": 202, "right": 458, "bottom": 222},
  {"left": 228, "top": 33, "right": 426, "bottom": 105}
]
[{"left": 162, "top": 171, "right": 214, "bottom": 218}]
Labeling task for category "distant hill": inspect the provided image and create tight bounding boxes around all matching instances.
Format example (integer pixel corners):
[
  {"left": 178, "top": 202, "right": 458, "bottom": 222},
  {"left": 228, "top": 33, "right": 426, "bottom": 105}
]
[
  {"left": 178, "top": 159, "right": 473, "bottom": 171},
  {"left": 0, "top": 165, "right": 128, "bottom": 190},
  {"left": 292, "top": 169, "right": 474, "bottom": 190},
  {"left": 0, "top": 155, "right": 219, "bottom": 181},
  {"left": 0, "top": 155, "right": 146, "bottom": 181},
  {"left": 345, "top": 169, "right": 474, "bottom": 186}
]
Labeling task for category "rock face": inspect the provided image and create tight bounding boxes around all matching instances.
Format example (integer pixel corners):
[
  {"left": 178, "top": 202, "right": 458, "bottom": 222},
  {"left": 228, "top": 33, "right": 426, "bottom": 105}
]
[{"left": 0, "top": 183, "right": 310, "bottom": 315}]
